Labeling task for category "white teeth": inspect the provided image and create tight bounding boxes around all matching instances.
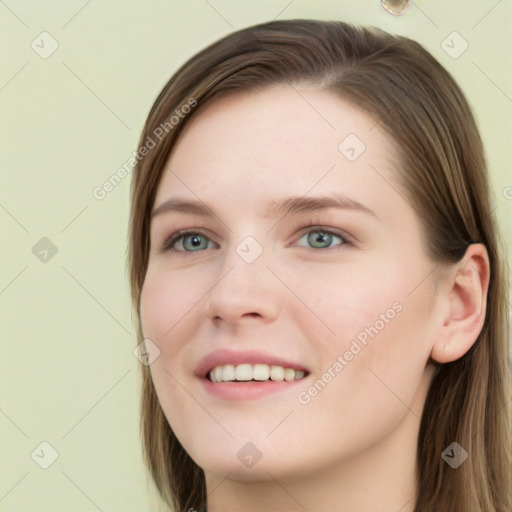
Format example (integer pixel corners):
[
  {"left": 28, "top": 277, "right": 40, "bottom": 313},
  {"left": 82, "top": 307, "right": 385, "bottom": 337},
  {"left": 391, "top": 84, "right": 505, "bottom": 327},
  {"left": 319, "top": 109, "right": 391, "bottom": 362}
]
[
  {"left": 214, "top": 365, "right": 224, "bottom": 382},
  {"left": 235, "top": 363, "right": 253, "bottom": 381},
  {"left": 252, "top": 364, "right": 270, "bottom": 381},
  {"left": 284, "top": 368, "right": 296, "bottom": 382},
  {"left": 208, "top": 363, "right": 307, "bottom": 383},
  {"left": 270, "top": 365, "right": 284, "bottom": 381},
  {"left": 222, "top": 364, "right": 236, "bottom": 382}
]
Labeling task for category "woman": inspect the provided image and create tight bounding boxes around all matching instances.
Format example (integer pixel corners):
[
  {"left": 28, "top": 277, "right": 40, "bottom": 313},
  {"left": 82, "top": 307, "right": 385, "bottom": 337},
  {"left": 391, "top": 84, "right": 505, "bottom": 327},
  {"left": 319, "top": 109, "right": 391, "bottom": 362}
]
[{"left": 127, "top": 20, "right": 511, "bottom": 512}]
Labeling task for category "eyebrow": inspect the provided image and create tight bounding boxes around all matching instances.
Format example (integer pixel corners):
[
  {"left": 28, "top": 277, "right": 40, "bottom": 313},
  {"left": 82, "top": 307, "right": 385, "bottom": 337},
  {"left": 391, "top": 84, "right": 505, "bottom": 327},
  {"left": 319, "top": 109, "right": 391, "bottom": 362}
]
[{"left": 151, "top": 194, "right": 379, "bottom": 220}]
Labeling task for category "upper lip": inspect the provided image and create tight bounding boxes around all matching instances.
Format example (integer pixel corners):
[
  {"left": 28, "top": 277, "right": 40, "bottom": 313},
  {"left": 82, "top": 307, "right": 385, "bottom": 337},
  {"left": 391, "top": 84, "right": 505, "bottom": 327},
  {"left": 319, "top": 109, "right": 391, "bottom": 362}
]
[{"left": 194, "top": 349, "right": 310, "bottom": 379}]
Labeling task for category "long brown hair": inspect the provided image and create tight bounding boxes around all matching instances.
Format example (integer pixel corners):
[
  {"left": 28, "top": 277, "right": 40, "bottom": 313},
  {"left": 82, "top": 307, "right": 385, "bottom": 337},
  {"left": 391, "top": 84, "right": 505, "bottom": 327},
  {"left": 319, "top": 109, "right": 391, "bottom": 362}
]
[{"left": 127, "top": 20, "right": 511, "bottom": 512}]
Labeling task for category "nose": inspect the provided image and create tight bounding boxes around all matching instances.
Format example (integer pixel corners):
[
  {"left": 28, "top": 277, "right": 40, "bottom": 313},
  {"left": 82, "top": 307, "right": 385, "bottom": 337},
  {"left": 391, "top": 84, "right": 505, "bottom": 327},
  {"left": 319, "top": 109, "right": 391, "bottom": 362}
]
[{"left": 204, "top": 242, "right": 282, "bottom": 326}]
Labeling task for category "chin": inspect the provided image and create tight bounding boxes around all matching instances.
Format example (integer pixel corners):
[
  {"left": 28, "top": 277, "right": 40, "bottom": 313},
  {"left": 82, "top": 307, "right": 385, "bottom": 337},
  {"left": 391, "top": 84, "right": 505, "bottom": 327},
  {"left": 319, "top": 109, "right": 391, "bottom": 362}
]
[{"left": 196, "top": 445, "right": 310, "bottom": 483}]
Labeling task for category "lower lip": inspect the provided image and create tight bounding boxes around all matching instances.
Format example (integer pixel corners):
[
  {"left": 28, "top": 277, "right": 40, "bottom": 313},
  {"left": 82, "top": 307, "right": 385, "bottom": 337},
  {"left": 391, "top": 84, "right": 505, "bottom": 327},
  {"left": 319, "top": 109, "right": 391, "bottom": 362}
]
[{"left": 200, "top": 377, "right": 307, "bottom": 400}]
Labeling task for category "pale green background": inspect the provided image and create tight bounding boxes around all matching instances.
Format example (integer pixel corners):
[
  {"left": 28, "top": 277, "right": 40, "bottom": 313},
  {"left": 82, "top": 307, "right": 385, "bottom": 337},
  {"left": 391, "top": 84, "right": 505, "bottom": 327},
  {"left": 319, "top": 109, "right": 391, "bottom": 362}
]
[{"left": 1, "top": 1, "right": 510, "bottom": 511}]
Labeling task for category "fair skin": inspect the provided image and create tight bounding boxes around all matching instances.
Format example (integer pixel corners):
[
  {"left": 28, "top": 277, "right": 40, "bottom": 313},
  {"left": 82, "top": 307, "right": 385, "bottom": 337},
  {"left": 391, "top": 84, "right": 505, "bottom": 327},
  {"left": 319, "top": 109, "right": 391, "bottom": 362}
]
[{"left": 140, "top": 86, "right": 489, "bottom": 512}]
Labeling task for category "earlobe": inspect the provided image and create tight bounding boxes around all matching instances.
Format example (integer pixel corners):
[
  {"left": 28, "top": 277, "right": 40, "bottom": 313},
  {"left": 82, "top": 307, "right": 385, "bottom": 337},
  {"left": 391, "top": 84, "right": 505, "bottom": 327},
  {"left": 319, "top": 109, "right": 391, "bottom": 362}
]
[{"left": 430, "top": 243, "right": 490, "bottom": 364}]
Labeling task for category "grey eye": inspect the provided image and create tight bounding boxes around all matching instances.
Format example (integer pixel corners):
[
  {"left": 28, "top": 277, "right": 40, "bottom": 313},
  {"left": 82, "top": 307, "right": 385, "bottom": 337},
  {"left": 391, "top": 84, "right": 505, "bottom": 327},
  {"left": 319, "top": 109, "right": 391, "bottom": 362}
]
[{"left": 296, "top": 230, "right": 344, "bottom": 249}]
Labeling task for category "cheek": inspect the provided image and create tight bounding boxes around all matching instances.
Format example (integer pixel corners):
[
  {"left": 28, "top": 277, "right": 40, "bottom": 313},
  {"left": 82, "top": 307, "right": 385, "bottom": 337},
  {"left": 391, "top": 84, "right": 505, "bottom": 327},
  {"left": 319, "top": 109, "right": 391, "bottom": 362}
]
[
  {"left": 293, "top": 294, "right": 432, "bottom": 452},
  {"left": 140, "top": 277, "right": 173, "bottom": 343},
  {"left": 139, "top": 270, "right": 202, "bottom": 425},
  {"left": 335, "top": 292, "right": 432, "bottom": 412},
  {"left": 140, "top": 266, "right": 205, "bottom": 343},
  {"left": 290, "top": 260, "right": 404, "bottom": 345},
  {"left": 295, "top": 260, "right": 434, "bottom": 396}
]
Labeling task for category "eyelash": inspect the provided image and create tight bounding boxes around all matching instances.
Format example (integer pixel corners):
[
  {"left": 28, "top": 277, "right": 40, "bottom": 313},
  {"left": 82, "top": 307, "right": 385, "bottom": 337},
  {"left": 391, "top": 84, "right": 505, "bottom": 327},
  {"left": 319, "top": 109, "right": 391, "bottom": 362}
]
[{"left": 160, "top": 222, "right": 351, "bottom": 254}]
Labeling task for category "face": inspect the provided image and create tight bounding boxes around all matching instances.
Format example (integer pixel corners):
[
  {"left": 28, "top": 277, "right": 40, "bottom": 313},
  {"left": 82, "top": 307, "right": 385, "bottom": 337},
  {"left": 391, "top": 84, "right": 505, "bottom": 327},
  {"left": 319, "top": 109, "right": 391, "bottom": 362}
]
[{"left": 140, "top": 86, "right": 439, "bottom": 482}]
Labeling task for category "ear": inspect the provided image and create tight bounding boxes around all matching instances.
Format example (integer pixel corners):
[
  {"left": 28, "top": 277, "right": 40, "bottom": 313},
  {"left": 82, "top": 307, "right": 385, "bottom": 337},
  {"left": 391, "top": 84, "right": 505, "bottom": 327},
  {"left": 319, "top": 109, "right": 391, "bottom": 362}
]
[{"left": 430, "top": 243, "right": 490, "bottom": 363}]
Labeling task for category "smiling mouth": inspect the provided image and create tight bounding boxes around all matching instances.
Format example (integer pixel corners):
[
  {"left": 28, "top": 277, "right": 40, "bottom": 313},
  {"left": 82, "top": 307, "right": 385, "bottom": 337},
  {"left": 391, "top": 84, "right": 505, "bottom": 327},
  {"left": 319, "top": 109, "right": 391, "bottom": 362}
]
[{"left": 207, "top": 363, "right": 308, "bottom": 383}]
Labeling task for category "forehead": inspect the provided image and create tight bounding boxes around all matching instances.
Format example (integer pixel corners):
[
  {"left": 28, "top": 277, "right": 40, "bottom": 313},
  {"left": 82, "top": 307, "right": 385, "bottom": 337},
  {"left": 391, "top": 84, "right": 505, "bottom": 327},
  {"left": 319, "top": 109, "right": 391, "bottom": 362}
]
[{"left": 154, "top": 86, "right": 399, "bottom": 218}]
